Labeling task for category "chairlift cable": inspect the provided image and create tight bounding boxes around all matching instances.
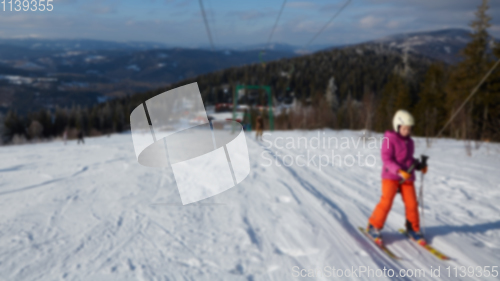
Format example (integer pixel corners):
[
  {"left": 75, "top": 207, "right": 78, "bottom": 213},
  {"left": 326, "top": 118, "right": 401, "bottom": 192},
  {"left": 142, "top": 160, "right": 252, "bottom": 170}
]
[
  {"left": 206, "top": 0, "right": 218, "bottom": 47},
  {"left": 303, "top": 0, "right": 351, "bottom": 50},
  {"left": 198, "top": 0, "right": 215, "bottom": 50},
  {"left": 266, "top": 0, "right": 288, "bottom": 50}
]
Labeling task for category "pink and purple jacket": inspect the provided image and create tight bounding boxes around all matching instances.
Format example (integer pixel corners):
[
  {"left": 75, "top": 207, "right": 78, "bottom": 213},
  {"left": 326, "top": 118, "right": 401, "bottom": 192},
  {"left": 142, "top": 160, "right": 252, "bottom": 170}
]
[{"left": 381, "top": 130, "right": 418, "bottom": 181}]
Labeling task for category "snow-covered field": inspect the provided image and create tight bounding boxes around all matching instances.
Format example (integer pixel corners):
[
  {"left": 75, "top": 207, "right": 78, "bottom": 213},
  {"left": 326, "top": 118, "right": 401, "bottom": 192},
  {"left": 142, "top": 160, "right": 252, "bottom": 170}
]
[{"left": 1, "top": 130, "right": 500, "bottom": 281}]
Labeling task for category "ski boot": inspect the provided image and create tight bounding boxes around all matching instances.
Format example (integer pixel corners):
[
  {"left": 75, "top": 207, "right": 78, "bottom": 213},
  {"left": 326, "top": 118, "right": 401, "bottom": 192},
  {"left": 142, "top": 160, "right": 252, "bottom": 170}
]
[
  {"left": 407, "top": 230, "right": 426, "bottom": 246},
  {"left": 366, "top": 223, "right": 383, "bottom": 246},
  {"left": 406, "top": 221, "right": 426, "bottom": 246}
]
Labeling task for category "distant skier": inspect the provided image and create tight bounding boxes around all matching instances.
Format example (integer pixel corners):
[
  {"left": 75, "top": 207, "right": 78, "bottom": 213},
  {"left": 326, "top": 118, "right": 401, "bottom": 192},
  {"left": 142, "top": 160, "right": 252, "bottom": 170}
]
[
  {"left": 366, "top": 110, "right": 428, "bottom": 246},
  {"left": 255, "top": 115, "right": 264, "bottom": 141},
  {"left": 77, "top": 130, "right": 85, "bottom": 145},
  {"left": 63, "top": 129, "right": 68, "bottom": 145}
]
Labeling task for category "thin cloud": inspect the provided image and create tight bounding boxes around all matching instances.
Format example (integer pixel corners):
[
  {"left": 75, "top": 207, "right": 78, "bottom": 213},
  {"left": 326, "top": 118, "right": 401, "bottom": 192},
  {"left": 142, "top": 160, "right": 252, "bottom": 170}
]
[
  {"left": 286, "top": 2, "right": 316, "bottom": 9},
  {"left": 80, "top": 0, "right": 119, "bottom": 14},
  {"left": 84, "top": 5, "right": 117, "bottom": 14},
  {"left": 232, "top": 10, "right": 275, "bottom": 21},
  {"left": 359, "top": 16, "right": 384, "bottom": 29},
  {"left": 386, "top": 20, "right": 399, "bottom": 29}
]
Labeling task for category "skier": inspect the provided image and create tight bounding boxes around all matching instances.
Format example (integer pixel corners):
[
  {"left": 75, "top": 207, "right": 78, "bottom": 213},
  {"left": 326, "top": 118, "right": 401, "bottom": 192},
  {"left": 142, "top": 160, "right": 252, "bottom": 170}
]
[
  {"left": 255, "top": 115, "right": 264, "bottom": 141},
  {"left": 366, "top": 110, "right": 428, "bottom": 246},
  {"left": 77, "top": 130, "right": 85, "bottom": 145},
  {"left": 63, "top": 129, "right": 68, "bottom": 145}
]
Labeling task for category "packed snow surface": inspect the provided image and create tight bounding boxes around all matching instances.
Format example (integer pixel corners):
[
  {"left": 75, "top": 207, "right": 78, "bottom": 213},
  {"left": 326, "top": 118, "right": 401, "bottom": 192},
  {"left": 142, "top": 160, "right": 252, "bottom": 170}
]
[{"left": 1, "top": 130, "right": 500, "bottom": 280}]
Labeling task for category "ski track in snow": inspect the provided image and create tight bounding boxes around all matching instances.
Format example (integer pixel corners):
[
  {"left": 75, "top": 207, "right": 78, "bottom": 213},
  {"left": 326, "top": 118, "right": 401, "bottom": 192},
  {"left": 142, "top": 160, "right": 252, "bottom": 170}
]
[{"left": 0, "top": 130, "right": 499, "bottom": 280}]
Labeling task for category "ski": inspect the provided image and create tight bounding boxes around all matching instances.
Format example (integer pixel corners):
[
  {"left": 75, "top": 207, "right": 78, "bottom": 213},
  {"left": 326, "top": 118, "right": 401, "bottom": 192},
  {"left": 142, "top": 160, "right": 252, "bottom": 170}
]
[
  {"left": 358, "top": 227, "right": 401, "bottom": 260},
  {"left": 398, "top": 229, "right": 450, "bottom": 260}
]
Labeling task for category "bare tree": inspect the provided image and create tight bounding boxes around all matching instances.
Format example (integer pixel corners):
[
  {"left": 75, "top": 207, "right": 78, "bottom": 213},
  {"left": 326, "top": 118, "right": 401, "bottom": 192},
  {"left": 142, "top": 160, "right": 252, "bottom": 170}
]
[
  {"left": 27, "top": 120, "right": 44, "bottom": 140},
  {"left": 0, "top": 112, "right": 4, "bottom": 145},
  {"left": 424, "top": 108, "right": 437, "bottom": 148},
  {"left": 362, "top": 90, "right": 376, "bottom": 136}
]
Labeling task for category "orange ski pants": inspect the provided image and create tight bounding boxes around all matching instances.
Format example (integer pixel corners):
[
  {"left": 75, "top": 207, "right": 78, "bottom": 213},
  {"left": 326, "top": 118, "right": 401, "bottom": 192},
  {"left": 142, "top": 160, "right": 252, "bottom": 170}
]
[{"left": 369, "top": 179, "right": 420, "bottom": 232}]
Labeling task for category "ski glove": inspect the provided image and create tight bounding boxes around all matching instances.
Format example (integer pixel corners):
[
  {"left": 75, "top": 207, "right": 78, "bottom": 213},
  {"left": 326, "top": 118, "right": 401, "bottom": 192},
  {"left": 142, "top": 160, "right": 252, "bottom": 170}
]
[
  {"left": 415, "top": 161, "right": 428, "bottom": 174},
  {"left": 398, "top": 169, "right": 411, "bottom": 181}
]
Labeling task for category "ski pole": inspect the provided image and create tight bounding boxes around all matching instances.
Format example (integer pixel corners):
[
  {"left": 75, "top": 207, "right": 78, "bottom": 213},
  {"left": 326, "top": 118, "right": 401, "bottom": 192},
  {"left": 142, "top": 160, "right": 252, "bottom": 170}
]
[
  {"left": 418, "top": 155, "right": 428, "bottom": 234},
  {"left": 420, "top": 172, "right": 425, "bottom": 234}
]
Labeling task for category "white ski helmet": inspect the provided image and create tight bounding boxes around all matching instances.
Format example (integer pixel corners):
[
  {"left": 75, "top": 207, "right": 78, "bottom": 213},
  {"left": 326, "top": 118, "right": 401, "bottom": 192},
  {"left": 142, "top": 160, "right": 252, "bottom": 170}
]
[{"left": 392, "top": 109, "right": 414, "bottom": 132}]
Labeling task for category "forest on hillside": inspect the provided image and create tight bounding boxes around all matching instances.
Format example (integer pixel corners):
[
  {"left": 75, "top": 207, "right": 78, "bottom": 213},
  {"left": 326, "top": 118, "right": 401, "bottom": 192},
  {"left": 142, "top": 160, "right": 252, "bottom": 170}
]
[{"left": 2, "top": 1, "right": 500, "bottom": 144}]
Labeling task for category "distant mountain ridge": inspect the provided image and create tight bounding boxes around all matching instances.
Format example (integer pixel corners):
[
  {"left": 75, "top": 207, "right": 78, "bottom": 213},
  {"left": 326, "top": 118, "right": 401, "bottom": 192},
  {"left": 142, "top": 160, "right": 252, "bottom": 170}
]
[
  {"left": 0, "top": 38, "right": 172, "bottom": 51},
  {"left": 211, "top": 28, "right": 485, "bottom": 64},
  {"left": 0, "top": 28, "right": 492, "bottom": 115},
  {"left": 232, "top": 28, "right": 496, "bottom": 64},
  {"left": 357, "top": 28, "right": 473, "bottom": 64},
  {"left": 209, "top": 28, "right": 491, "bottom": 64},
  {"left": 0, "top": 28, "right": 488, "bottom": 64}
]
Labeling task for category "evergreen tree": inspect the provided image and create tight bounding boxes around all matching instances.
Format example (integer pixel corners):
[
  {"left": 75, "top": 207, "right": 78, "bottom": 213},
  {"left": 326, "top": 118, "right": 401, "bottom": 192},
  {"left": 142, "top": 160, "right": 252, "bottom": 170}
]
[
  {"left": 53, "top": 106, "right": 68, "bottom": 136},
  {"left": 485, "top": 39, "right": 500, "bottom": 140},
  {"left": 414, "top": 63, "right": 447, "bottom": 139},
  {"left": 0, "top": 113, "right": 4, "bottom": 144},
  {"left": 376, "top": 74, "right": 411, "bottom": 131},
  {"left": 446, "top": 0, "right": 492, "bottom": 139},
  {"left": 3, "top": 110, "right": 26, "bottom": 141}
]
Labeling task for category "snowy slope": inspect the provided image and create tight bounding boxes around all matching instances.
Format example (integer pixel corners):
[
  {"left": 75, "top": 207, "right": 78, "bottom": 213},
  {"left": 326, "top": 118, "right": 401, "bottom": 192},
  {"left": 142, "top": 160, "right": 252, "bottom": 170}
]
[{"left": 0, "top": 130, "right": 500, "bottom": 280}]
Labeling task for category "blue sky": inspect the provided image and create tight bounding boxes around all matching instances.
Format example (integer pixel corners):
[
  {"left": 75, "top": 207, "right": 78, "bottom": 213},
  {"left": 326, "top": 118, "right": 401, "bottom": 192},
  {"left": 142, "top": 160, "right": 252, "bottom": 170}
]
[{"left": 0, "top": 0, "right": 499, "bottom": 48}]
